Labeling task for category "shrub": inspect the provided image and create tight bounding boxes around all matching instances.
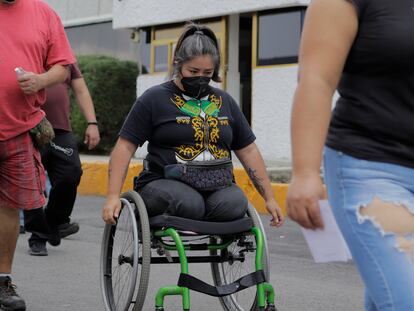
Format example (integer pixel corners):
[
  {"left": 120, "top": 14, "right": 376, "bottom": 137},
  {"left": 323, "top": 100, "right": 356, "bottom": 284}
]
[{"left": 70, "top": 55, "right": 139, "bottom": 154}]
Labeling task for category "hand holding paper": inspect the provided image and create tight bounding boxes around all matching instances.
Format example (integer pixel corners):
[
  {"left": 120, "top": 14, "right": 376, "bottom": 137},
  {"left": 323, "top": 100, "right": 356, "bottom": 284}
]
[{"left": 301, "top": 200, "right": 352, "bottom": 263}]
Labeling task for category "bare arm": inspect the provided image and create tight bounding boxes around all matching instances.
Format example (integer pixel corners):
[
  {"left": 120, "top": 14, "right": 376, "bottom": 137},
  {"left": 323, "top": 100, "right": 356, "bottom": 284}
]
[
  {"left": 102, "top": 137, "right": 138, "bottom": 224},
  {"left": 71, "top": 77, "right": 100, "bottom": 150},
  {"left": 235, "top": 143, "right": 284, "bottom": 227},
  {"left": 18, "top": 64, "right": 68, "bottom": 94},
  {"left": 287, "top": 0, "right": 358, "bottom": 229}
]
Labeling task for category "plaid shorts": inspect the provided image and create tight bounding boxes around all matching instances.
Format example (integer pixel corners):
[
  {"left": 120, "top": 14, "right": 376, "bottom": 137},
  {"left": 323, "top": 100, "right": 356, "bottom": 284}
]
[{"left": 0, "top": 132, "right": 46, "bottom": 210}]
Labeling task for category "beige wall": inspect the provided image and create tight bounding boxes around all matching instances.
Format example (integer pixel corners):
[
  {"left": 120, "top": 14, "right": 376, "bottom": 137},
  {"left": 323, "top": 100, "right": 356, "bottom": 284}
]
[
  {"left": 43, "top": 0, "right": 112, "bottom": 26},
  {"left": 113, "top": 0, "right": 310, "bottom": 29}
]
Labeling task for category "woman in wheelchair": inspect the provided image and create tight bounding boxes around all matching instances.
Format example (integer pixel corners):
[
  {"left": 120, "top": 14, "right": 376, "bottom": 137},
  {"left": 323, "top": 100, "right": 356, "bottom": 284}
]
[
  {"left": 101, "top": 22, "right": 284, "bottom": 311},
  {"left": 102, "top": 22, "right": 284, "bottom": 228}
]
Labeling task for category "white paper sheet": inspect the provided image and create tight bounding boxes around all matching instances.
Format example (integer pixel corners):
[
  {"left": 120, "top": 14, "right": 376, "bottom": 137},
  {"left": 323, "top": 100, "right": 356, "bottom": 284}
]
[{"left": 301, "top": 200, "right": 352, "bottom": 263}]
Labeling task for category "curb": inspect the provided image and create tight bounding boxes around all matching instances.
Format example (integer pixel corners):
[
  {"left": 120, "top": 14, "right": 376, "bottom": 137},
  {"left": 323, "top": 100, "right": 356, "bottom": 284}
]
[{"left": 78, "top": 161, "right": 288, "bottom": 216}]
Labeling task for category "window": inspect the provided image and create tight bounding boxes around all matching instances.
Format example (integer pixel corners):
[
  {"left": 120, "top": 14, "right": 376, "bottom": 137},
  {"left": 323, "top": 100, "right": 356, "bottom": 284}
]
[
  {"left": 256, "top": 7, "right": 306, "bottom": 66},
  {"left": 140, "top": 18, "right": 226, "bottom": 75},
  {"left": 154, "top": 45, "right": 169, "bottom": 72},
  {"left": 65, "top": 22, "right": 137, "bottom": 62},
  {"left": 138, "top": 28, "right": 151, "bottom": 73}
]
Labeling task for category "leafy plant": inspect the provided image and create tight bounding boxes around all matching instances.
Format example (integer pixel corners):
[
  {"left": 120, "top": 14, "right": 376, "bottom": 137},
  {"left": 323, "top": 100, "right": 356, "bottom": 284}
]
[{"left": 70, "top": 55, "right": 139, "bottom": 154}]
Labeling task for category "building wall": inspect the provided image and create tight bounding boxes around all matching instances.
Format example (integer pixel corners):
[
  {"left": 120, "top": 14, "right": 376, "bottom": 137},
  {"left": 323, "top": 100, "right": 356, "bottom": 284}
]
[
  {"left": 135, "top": 74, "right": 167, "bottom": 158},
  {"left": 112, "top": 1, "right": 310, "bottom": 161},
  {"left": 43, "top": 0, "right": 309, "bottom": 161},
  {"left": 136, "top": 74, "right": 167, "bottom": 98},
  {"left": 252, "top": 66, "right": 298, "bottom": 161},
  {"left": 114, "top": 0, "right": 309, "bottom": 29},
  {"left": 43, "top": 0, "right": 112, "bottom": 26}
]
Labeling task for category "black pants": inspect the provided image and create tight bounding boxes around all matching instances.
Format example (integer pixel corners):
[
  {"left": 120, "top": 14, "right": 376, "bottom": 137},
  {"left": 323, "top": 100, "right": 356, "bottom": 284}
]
[
  {"left": 25, "top": 130, "right": 82, "bottom": 243},
  {"left": 139, "top": 179, "right": 248, "bottom": 221}
]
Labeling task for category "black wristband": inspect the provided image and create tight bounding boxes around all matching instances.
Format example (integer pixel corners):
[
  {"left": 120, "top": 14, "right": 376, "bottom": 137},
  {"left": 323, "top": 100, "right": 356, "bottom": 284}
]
[{"left": 87, "top": 122, "right": 98, "bottom": 126}]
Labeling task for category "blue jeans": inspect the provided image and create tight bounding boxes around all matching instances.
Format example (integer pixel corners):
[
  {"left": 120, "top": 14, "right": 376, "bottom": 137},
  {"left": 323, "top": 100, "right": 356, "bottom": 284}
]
[{"left": 323, "top": 147, "right": 414, "bottom": 311}]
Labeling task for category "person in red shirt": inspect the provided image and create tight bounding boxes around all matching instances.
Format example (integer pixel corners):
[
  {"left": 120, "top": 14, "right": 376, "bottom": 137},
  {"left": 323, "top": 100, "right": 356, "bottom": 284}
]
[
  {"left": 25, "top": 63, "right": 100, "bottom": 256},
  {"left": 0, "top": 0, "right": 75, "bottom": 310}
]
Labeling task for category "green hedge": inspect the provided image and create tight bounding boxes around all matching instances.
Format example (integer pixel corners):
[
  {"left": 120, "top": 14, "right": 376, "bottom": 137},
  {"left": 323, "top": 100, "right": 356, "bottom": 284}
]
[{"left": 70, "top": 55, "right": 139, "bottom": 154}]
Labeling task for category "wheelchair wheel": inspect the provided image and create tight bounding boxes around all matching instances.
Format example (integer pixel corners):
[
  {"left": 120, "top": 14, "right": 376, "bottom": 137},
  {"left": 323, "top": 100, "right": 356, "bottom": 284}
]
[
  {"left": 101, "top": 191, "right": 151, "bottom": 311},
  {"left": 211, "top": 203, "right": 270, "bottom": 311}
]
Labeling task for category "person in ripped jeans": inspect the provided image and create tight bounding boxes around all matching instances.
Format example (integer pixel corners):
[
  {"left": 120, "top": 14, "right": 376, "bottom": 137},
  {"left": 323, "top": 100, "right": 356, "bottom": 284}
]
[{"left": 287, "top": 0, "right": 414, "bottom": 309}]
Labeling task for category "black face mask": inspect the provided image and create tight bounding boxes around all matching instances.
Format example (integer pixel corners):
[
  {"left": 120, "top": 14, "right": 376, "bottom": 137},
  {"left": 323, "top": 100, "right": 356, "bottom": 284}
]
[{"left": 181, "top": 76, "right": 211, "bottom": 99}]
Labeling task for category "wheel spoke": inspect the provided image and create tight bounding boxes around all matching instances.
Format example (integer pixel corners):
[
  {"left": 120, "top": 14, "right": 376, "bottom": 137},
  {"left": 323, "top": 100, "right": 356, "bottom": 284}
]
[
  {"left": 101, "top": 193, "right": 150, "bottom": 311},
  {"left": 211, "top": 206, "right": 267, "bottom": 311}
]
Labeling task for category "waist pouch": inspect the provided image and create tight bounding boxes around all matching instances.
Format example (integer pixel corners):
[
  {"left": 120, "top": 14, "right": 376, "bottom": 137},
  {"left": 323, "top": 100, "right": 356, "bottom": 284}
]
[
  {"left": 29, "top": 117, "right": 55, "bottom": 149},
  {"left": 164, "top": 158, "right": 233, "bottom": 191}
]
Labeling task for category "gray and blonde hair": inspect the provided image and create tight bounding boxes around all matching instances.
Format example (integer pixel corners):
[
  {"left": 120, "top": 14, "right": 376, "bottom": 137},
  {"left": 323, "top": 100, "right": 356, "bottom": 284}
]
[{"left": 171, "top": 22, "right": 222, "bottom": 82}]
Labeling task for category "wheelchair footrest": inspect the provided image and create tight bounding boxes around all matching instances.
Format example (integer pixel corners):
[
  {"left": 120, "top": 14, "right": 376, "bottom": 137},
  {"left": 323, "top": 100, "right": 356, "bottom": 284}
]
[{"left": 177, "top": 270, "right": 266, "bottom": 297}]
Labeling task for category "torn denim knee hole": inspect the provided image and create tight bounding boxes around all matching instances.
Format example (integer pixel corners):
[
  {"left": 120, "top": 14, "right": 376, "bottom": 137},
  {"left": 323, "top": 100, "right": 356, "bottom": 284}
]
[{"left": 356, "top": 197, "right": 414, "bottom": 260}]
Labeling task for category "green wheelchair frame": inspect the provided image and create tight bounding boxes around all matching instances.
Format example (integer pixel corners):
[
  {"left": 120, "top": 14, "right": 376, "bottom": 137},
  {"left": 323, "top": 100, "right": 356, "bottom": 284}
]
[{"left": 100, "top": 191, "right": 277, "bottom": 311}]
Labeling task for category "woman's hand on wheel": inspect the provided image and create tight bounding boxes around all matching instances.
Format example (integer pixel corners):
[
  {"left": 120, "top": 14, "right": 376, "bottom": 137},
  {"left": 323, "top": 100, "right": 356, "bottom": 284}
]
[
  {"left": 286, "top": 173, "right": 325, "bottom": 229},
  {"left": 102, "top": 195, "right": 122, "bottom": 225},
  {"left": 265, "top": 198, "right": 285, "bottom": 227}
]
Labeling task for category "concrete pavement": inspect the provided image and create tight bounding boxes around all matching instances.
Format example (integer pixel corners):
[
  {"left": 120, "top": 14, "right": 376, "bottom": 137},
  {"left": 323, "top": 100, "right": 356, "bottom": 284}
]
[{"left": 11, "top": 195, "right": 364, "bottom": 311}]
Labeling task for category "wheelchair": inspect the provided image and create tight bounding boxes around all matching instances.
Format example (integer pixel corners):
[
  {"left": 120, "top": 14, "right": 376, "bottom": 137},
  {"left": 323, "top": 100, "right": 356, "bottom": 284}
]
[{"left": 100, "top": 190, "right": 277, "bottom": 311}]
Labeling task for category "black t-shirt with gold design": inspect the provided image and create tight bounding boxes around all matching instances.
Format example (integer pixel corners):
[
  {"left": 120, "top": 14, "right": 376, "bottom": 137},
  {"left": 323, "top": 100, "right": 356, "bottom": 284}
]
[{"left": 120, "top": 80, "right": 255, "bottom": 189}]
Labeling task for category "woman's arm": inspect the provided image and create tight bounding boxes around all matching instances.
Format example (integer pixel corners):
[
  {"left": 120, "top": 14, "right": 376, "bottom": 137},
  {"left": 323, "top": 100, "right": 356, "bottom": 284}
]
[
  {"left": 287, "top": 0, "right": 358, "bottom": 229},
  {"left": 102, "top": 137, "right": 138, "bottom": 224},
  {"left": 235, "top": 143, "right": 284, "bottom": 227}
]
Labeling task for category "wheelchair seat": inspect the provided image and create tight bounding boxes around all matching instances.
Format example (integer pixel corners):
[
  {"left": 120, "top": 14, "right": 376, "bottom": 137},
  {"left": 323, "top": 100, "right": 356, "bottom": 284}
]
[{"left": 149, "top": 215, "right": 253, "bottom": 235}]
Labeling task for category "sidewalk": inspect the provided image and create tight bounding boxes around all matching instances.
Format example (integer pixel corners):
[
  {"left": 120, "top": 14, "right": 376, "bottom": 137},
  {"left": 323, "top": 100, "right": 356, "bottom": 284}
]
[
  {"left": 14, "top": 195, "right": 364, "bottom": 311},
  {"left": 78, "top": 154, "right": 291, "bottom": 215}
]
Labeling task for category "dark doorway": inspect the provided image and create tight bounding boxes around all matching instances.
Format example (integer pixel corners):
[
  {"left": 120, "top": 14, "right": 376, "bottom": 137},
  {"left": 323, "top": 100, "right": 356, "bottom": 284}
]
[{"left": 239, "top": 15, "right": 253, "bottom": 124}]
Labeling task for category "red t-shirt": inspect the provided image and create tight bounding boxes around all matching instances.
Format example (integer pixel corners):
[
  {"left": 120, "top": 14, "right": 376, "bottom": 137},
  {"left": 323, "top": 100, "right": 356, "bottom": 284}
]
[
  {"left": 0, "top": 0, "right": 75, "bottom": 141},
  {"left": 43, "top": 63, "right": 82, "bottom": 131}
]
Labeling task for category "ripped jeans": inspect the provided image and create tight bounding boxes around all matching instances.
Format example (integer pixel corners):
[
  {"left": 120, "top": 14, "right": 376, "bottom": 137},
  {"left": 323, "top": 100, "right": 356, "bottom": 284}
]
[{"left": 324, "top": 147, "right": 414, "bottom": 311}]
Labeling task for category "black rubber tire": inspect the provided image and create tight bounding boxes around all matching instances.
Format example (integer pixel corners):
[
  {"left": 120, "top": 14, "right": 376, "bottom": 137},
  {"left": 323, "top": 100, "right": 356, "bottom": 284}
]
[
  {"left": 211, "top": 203, "right": 270, "bottom": 311},
  {"left": 100, "top": 191, "right": 151, "bottom": 311}
]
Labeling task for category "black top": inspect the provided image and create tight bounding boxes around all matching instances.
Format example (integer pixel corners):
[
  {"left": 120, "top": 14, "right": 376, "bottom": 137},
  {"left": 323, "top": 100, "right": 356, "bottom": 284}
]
[
  {"left": 326, "top": 0, "right": 414, "bottom": 168},
  {"left": 120, "top": 80, "right": 256, "bottom": 189}
]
